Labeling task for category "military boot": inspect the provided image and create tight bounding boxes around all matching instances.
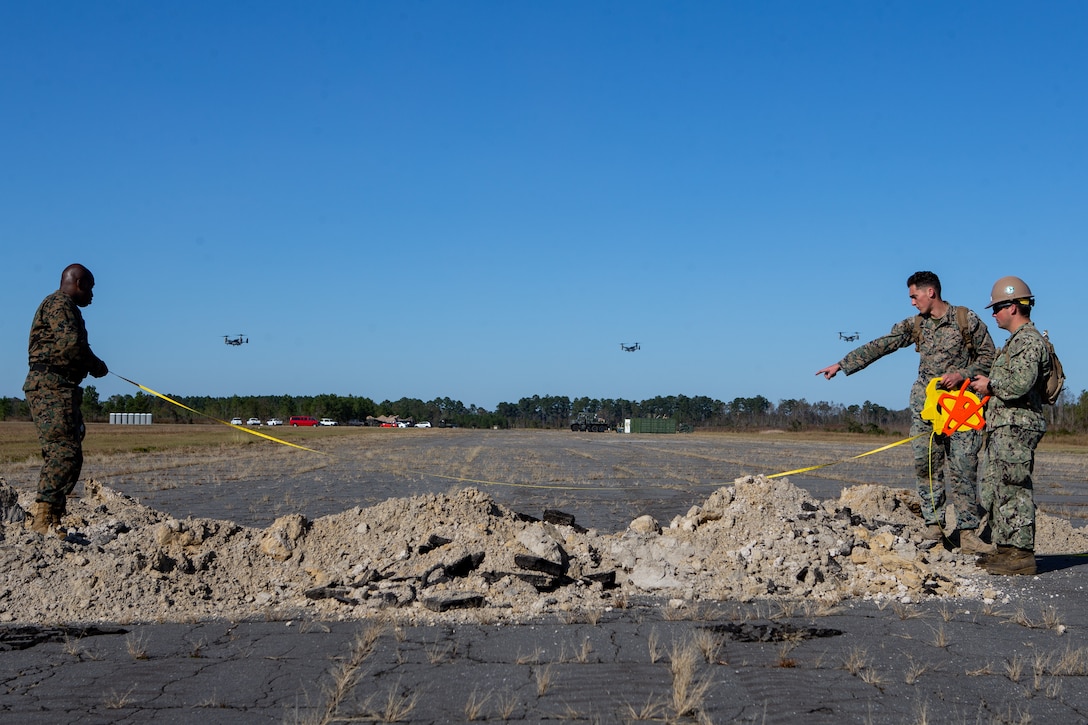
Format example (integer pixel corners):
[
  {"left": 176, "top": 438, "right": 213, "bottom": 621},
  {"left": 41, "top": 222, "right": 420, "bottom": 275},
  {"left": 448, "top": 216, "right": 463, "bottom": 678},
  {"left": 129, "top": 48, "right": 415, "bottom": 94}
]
[
  {"left": 980, "top": 546, "right": 1036, "bottom": 576},
  {"left": 957, "top": 528, "right": 997, "bottom": 555},
  {"left": 25, "top": 501, "right": 52, "bottom": 535},
  {"left": 921, "top": 524, "right": 944, "bottom": 541},
  {"left": 49, "top": 507, "right": 69, "bottom": 538}
]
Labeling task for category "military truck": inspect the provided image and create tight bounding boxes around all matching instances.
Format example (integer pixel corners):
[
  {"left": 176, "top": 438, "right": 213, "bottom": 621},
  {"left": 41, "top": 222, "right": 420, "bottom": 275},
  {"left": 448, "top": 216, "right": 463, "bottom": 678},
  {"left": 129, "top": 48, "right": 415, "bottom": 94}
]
[{"left": 570, "top": 412, "right": 610, "bottom": 432}]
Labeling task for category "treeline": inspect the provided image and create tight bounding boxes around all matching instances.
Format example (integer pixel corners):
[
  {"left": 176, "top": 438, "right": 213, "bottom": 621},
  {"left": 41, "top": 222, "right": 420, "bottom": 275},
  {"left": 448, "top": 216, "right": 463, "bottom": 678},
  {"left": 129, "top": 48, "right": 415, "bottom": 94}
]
[
  {"left": 496, "top": 394, "right": 909, "bottom": 433},
  {"left": 2, "top": 388, "right": 1083, "bottom": 433},
  {"left": 0, "top": 388, "right": 907, "bottom": 433}
]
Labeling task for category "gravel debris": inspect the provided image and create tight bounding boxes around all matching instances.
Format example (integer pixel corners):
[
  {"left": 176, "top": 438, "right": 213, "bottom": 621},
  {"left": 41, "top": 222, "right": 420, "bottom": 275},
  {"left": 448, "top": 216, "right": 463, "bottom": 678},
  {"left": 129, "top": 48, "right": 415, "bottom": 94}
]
[{"left": 2, "top": 474, "right": 1084, "bottom": 625}]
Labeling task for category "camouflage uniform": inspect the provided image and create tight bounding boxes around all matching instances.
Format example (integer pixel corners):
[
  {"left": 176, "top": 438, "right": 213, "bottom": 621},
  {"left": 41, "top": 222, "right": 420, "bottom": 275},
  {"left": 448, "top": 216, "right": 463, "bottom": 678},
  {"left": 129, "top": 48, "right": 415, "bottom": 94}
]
[
  {"left": 980, "top": 321, "right": 1049, "bottom": 551},
  {"left": 838, "top": 305, "right": 996, "bottom": 530},
  {"left": 23, "top": 291, "right": 107, "bottom": 513}
]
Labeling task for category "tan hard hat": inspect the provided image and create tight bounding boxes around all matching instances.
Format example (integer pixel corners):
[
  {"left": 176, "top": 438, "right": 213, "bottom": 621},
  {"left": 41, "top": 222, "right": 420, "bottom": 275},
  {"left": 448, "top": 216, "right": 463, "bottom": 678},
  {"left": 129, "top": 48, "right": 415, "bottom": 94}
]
[{"left": 987, "top": 276, "right": 1034, "bottom": 308}]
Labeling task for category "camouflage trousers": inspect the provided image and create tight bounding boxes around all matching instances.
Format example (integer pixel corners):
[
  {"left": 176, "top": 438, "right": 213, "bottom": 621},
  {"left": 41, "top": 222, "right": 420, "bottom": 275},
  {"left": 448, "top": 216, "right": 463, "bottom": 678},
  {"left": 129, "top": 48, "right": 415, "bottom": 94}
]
[
  {"left": 26, "top": 384, "right": 84, "bottom": 511},
  {"left": 910, "top": 413, "right": 982, "bottom": 530},
  {"left": 980, "top": 425, "right": 1044, "bottom": 551}
]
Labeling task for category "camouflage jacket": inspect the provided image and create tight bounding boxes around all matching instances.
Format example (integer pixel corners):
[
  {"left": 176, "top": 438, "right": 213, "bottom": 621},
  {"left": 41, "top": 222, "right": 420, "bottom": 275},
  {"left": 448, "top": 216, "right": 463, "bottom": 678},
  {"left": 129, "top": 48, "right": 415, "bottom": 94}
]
[
  {"left": 23, "top": 290, "right": 105, "bottom": 390},
  {"left": 839, "top": 304, "right": 996, "bottom": 413},
  {"left": 986, "top": 321, "right": 1049, "bottom": 432}
]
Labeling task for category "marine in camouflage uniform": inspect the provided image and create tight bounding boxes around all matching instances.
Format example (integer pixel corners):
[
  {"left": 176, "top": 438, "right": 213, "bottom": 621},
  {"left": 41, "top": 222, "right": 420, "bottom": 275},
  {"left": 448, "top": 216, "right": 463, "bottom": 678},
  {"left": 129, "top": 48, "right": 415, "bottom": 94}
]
[
  {"left": 817, "top": 272, "right": 996, "bottom": 545},
  {"left": 23, "top": 264, "right": 108, "bottom": 533},
  {"left": 969, "top": 276, "right": 1050, "bottom": 575}
]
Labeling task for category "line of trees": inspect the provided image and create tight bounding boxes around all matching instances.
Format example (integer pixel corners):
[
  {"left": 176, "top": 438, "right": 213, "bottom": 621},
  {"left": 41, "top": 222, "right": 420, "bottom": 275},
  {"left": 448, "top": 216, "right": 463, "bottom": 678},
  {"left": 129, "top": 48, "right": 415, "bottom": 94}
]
[{"left": 1, "top": 388, "right": 1083, "bottom": 434}]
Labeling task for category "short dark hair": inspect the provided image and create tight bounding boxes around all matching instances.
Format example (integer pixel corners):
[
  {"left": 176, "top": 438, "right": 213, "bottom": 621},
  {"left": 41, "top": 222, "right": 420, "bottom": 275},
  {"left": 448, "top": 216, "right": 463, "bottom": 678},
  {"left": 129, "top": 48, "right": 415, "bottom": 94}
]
[{"left": 907, "top": 271, "right": 941, "bottom": 297}]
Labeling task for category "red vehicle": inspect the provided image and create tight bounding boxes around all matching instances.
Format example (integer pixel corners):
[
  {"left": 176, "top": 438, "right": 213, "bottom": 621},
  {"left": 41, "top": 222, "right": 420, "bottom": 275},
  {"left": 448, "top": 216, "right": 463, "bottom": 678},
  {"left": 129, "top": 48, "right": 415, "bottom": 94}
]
[
  {"left": 380, "top": 422, "right": 396, "bottom": 428},
  {"left": 289, "top": 416, "right": 319, "bottom": 427}
]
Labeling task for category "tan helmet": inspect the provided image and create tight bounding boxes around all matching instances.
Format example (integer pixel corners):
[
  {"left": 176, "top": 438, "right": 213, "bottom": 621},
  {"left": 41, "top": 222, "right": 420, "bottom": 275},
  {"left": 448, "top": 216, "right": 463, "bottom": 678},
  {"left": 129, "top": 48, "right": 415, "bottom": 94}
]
[{"left": 987, "top": 276, "right": 1034, "bottom": 308}]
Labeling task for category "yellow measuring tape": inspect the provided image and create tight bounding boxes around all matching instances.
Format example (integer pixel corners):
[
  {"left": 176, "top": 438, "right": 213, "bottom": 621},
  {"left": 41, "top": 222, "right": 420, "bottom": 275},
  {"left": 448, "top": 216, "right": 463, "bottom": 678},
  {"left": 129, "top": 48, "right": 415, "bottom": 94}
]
[
  {"left": 766, "top": 434, "right": 923, "bottom": 479},
  {"left": 111, "top": 373, "right": 326, "bottom": 455}
]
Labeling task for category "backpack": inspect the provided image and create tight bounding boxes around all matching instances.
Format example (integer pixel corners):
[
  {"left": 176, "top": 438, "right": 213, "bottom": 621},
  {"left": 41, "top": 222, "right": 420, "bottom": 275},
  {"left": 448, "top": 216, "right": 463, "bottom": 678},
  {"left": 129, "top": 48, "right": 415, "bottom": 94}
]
[
  {"left": 912, "top": 306, "right": 975, "bottom": 359},
  {"left": 997, "top": 326, "right": 1065, "bottom": 405},
  {"left": 1033, "top": 328, "right": 1066, "bottom": 405}
]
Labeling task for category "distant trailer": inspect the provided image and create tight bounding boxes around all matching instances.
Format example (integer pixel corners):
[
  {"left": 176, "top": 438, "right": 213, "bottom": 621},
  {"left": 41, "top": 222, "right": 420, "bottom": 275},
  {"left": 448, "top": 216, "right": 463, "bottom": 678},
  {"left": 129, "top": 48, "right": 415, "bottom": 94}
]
[
  {"left": 109, "top": 413, "right": 153, "bottom": 425},
  {"left": 623, "top": 418, "right": 676, "bottom": 434}
]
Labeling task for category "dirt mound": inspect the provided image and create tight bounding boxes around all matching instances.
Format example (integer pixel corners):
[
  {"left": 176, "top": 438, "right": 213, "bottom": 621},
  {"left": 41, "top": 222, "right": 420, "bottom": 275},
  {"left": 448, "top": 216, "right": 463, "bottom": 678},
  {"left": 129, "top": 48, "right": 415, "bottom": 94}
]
[{"left": 0, "top": 474, "right": 1078, "bottom": 625}]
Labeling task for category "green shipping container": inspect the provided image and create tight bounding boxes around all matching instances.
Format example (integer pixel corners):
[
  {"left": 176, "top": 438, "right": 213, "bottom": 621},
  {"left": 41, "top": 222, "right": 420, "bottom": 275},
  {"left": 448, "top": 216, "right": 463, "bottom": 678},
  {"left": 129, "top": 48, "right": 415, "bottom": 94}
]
[{"left": 626, "top": 418, "right": 677, "bottom": 434}]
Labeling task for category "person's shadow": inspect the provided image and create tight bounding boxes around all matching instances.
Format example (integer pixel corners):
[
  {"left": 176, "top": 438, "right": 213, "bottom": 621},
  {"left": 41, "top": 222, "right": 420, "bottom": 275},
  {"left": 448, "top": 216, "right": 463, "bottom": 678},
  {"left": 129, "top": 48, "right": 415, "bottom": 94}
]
[{"left": 1035, "top": 553, "right": 1088, "bottom": 574}]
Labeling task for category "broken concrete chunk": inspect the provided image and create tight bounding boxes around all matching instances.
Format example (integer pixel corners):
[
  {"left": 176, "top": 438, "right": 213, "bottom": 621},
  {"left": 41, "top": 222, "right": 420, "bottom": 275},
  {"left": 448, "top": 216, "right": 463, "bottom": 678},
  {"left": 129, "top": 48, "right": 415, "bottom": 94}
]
[
  {"left": 258, "top": 514, "right": 310, "bottom": 562},
  {"left": 628, "top": 515, "right": 661, "bottom": 535},
  {"left": 516, "top": 525, "right": 565, "bottom": 561},
  {"left": 373, "top": 582, "right": 416, "bottom": 608}
]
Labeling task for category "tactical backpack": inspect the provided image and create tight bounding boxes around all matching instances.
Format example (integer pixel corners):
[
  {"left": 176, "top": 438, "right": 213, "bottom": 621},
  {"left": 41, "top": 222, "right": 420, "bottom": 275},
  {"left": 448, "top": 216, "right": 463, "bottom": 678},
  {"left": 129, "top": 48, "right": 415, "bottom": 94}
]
[
  {"left": 911, "top": 306, "right": 975, "bottom": 359},
  {"left": 996, "top": 326, "right": 1065, "bottom": 405},
  {"left": 1032, "top": 328, "right": 1066, "bottom": 405}
]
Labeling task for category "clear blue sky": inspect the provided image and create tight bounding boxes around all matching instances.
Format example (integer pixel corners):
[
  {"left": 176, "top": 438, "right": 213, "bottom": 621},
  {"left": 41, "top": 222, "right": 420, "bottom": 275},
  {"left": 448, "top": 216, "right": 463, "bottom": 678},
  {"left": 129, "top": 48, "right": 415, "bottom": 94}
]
[{"left": 2, "top": 2, "right": 1084, "bottom": 411}]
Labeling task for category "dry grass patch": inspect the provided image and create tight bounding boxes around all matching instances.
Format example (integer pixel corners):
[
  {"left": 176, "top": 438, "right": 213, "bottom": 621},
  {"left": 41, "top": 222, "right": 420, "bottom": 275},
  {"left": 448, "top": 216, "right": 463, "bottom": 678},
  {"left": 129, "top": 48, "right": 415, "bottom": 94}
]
[
  {"left": 296, "top": 623, "right": 386, "bottom": 725},
  {"left": 668, "top": 639, "right": 713, "bottom": 719}
]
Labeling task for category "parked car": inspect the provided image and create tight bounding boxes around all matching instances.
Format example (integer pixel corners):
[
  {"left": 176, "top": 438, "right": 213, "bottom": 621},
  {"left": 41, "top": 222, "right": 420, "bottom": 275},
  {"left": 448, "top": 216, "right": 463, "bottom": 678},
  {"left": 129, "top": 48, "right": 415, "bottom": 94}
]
[
  {"left": 397, "top": 421, "right": 412, "bottom": 428},
  {"left": 246, "top": 417, "right": 262, "bottom": 426},
  {"left": 230, "top": 417, "right": 243, "bottom": 425},
  {"left": 266, "top": 418, "right": 283, "bottom": 426},
  {"left": 289, "top": 416, "right": 319, "bottom": 427},
  {"left": 319, "top": 418, "right": 338, "bottom": 426},
  {"left": 347, "top": 419, "right": 365, "bottom": 427},
  {"left": 415, "top": 421, "right": 432, "bottom": 428},
  {"left": 379, "top": 422, "right": 396, "bottom": 428}
]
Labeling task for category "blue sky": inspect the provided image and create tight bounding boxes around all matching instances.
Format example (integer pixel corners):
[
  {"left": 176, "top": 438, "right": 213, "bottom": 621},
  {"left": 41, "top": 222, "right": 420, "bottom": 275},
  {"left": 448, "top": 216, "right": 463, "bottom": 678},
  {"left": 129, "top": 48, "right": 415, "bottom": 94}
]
[{"left": 2, "top": 2, "right": 1085, "bottom": 411}]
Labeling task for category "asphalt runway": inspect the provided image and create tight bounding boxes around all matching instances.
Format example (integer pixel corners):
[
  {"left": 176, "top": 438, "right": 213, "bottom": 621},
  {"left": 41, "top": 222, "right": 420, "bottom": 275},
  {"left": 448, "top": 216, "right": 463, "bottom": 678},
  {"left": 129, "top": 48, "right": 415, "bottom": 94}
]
[{"left": 3, "top": 429, "right": 1087, "bottom": 723}]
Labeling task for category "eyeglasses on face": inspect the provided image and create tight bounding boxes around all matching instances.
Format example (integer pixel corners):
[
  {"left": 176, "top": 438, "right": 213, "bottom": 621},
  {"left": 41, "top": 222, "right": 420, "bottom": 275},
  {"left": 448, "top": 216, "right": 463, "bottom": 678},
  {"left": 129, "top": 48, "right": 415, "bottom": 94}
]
[{"left": 991, "top": 302, "right": 1014, "bottom": 314}]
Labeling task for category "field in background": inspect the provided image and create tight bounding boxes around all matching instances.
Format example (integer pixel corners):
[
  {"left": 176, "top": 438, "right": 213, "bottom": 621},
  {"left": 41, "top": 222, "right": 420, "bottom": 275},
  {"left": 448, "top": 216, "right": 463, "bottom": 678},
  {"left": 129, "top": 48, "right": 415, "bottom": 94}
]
[
  {"left": 3, "top": 422, "right": 1086, "bottom": 532},
  {"left": 0, "top": 421, "right": 363, "bottom": 463},
  {"left": 3, "top": 421, "right": 1088, "bottom": 464}
]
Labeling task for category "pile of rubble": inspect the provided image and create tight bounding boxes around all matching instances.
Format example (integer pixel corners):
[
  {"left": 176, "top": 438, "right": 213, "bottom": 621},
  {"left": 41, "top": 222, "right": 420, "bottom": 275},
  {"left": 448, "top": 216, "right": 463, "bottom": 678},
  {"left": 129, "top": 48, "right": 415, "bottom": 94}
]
[{"left": 0, "top": 474, "right": 1083, "bottom": 624}]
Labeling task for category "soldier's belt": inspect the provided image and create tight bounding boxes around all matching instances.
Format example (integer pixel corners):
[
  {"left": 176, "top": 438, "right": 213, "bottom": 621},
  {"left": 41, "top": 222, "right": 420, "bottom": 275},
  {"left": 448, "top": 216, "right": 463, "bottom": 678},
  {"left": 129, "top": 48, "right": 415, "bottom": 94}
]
[{"left": 29, "top": 363, "right": 78, "bottom": 382}]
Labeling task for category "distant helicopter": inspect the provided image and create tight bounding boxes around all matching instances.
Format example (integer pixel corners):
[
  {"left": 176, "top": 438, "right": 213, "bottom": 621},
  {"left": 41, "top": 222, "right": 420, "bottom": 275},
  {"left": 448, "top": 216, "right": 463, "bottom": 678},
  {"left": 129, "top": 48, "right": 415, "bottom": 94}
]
[
  {"left": 224, "top": 334, "right": 249, "bottom": 346},
  {"left": 838, "top": 332, "right": 860, "bottom": 342},
  {"left": 620, "top": 342, "right": 640, "bottom": 352}
]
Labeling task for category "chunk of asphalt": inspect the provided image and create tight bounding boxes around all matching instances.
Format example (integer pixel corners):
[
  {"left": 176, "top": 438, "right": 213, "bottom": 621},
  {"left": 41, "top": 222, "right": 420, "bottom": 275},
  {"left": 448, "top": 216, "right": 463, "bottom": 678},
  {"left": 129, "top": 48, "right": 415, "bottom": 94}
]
[
  {"left": 543, "top": 508, "right": 589, "bottom": 533},
  {"left": 303, "top": 586, "right": 358, "bottom": 605},
  {"left": 543, "top": 509, "right": 575, "bottom": 526},
  {"left": 580, "top": 571, "right": 617, "bottom": 589},
  {"left": 445, "top": 552, "right": 485, "bottom": 578},
  {"left": 0, "top": 625, "right": 127, "bottom": 651},
  {"left": 514, "top": 554, "right": 565, "bottom": 577},
  {"left": 701, "top": 622, "right": 843, "bottom": 642},
  {"left": 512, "top": 572, "right": 576, "bottom": 592},
  {"left": 422, "top": 592, "right": 486, "bottom": 612},
  {"left": 418, "top": 534, "right": 453, "bottom": 555}
]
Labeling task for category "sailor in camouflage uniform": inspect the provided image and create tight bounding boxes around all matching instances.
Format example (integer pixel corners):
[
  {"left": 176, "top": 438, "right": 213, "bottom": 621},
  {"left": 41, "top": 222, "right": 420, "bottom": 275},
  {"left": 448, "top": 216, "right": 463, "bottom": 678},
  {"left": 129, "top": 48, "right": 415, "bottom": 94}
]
[
  {"left": 969, "top": 276, "right": 1049, "bottom": 576},
  {"left": 817, "top": 272, "right": 996, "bottom": 552},
  {"left": 23, "top": 264, "right": 108, "bottom": 535}
]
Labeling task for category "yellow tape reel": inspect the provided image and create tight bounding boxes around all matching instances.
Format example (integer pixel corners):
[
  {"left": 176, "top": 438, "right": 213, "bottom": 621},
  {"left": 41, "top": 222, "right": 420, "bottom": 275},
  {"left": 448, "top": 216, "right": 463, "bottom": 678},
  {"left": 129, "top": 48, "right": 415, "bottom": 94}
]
[{"left": 920, "top": 378, "right": 987, "bottom": 436}]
